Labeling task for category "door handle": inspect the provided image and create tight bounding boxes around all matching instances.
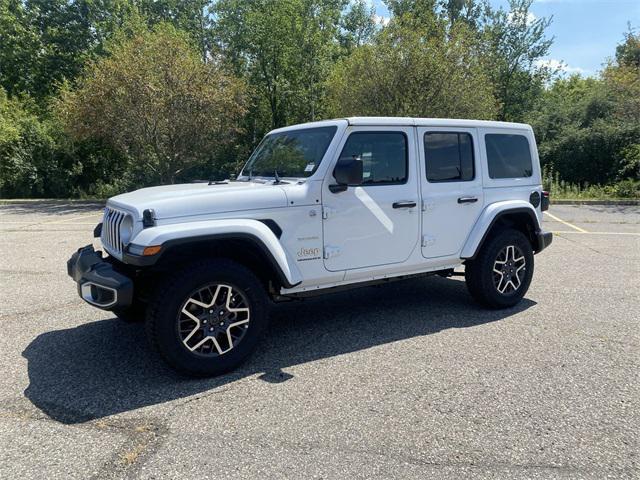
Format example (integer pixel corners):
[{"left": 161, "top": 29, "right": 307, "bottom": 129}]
[
  {"left": 457, "top": 197, "right": 478, "bottom": 204},
  {"left": 392, "top": 201, "right": 417, "bottom": 209}
]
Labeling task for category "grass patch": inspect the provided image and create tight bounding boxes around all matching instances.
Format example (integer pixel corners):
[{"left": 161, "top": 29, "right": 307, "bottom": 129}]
[{"left": 543, "top": 167, "right": 640, "bottom": 200}]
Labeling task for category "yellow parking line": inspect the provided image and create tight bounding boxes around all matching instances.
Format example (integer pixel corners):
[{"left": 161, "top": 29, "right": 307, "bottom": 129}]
[{"left": 544, "top": 212, "right": 589, "bottom": 233}]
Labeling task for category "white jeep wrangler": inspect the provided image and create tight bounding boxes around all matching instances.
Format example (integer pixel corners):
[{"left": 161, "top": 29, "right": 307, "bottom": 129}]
[{"left": 68, "top": 117, "right": 552, "bottom": 376}]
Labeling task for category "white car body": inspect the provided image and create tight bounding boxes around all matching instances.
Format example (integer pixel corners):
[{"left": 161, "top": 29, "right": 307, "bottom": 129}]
[{"left": 101, "top": 117, "right": 546, "bottom": 295}]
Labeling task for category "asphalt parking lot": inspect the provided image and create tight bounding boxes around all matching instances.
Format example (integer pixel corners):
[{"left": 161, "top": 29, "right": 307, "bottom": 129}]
[{"left": 0, "top": 202, "right": 638, "bottom": 479}]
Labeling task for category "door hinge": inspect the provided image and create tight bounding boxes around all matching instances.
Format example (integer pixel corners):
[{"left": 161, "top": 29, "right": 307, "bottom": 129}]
[
  {"left": 323, "top": 245, "right": 341, "bottom": 259},
  {"left": 422, "top": 235, "right": 435, "bottom": 247},
  {"left": 322, "top": 206, "right": 337, "bottom": 219}
]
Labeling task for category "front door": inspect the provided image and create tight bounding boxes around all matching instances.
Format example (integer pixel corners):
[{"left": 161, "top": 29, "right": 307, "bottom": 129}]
[
  {"left": 418, "top": 127, "right": 484, "bottom": 258},
  {"left": 322, "top": 126, "right": 420, "bottom": 272}
]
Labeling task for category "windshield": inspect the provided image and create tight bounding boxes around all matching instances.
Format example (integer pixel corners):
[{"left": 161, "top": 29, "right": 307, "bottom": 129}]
[{"left": 242, "top": 126, "right": 337, "bottom": 179}]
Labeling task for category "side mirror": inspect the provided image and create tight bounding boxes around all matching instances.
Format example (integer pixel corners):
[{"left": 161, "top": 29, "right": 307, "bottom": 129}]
[{"left": 330, "top": 158, "right": 363, "bottom": 193}]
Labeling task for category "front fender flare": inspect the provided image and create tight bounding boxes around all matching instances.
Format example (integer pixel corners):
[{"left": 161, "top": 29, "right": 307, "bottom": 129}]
[
  {"left": 125, "top": 219, "right": 302, "bottom": 288},
  {"left": 461, "top": 201, "right": 541, "bottom": 259}
]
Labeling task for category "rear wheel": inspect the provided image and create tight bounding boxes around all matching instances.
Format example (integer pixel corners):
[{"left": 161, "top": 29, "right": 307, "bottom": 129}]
[
  {"left": 465, "top": 228, "right": 534, "bottom": 309},
  {"left": 145, "top": 259, "right": 269, "bottom": 377}
]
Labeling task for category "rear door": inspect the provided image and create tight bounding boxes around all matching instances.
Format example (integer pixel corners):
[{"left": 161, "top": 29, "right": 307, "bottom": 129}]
[
  {"left": 418, "top": 127, "right": 484, "bottom": 258},
  {"left": 322, "top": 126, "right": 420, "bottom": 271}
]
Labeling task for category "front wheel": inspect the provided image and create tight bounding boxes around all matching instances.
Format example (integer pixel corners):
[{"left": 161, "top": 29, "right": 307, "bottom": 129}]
[
  {"left": 465, "top": 228, "right": 534, "bottom": 309},
  {"left": 145, "top": 259, "right": 269, "bottom": 377}
]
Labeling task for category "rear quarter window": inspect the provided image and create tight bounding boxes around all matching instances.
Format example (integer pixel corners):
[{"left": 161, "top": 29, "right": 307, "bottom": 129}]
[{"left": 485, "top": 134, "right": 533, "bottom": 179}]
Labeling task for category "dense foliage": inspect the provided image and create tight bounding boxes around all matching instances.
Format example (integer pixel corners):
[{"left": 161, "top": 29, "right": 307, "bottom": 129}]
[
  {"left": 0, "top": 0, "right": 638, "bottom": 198},
  {"left": 325, "top": 13, "right": 498, "bottom": 119},
  {"left": 528, "top": 29, "right": 640, "bottom": 189},
  {"left": 56, "top": 25, "right": 247, "bottom": 185}
]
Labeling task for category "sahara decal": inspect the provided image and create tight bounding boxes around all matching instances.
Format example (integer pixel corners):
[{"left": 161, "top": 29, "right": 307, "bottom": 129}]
[{"left": 296, "top": 246, "right": 321, "bottom": 262}]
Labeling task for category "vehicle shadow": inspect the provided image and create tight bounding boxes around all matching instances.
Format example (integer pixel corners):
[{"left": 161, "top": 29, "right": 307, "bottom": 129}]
[{"left": 23, "top": 276, "right": 536, "bottom": 424}]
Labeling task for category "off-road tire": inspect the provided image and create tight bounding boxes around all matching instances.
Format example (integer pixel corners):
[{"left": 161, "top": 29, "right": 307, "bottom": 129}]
[
  {"left": 145, "top": 259, "right": 269, "bottom": 377},
  {"left": 465, "top": 228, "right": 534, "bottom": 309},
  {"left": 113, "top": 300, "right": 147, "bottom": 323}
]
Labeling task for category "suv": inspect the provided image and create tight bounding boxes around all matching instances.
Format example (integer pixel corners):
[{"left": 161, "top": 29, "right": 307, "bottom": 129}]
[{"left": 68, "top": 117, "right": 552, "bottom": 376}]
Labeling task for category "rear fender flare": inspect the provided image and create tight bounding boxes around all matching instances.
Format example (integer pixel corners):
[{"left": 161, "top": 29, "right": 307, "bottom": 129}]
[{"left": 461, "top": 201, "right": 541, "bottom": 259}]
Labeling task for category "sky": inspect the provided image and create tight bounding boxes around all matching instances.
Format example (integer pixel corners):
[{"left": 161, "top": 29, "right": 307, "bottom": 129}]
[{"left": 370, "top": 0, "right": 640, "bottom": 77}]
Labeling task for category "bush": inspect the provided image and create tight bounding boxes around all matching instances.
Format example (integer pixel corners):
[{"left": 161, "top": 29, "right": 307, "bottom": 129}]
[
  {"left": 55, "top": 24, "right": 248, "bottom": 187},
  {"left": 0, "top": 90, "right": 52, "bottom": 197},
  {"left": 610, "top": 179, "right": 640, "bottom": 198},
  {"left": 619, "top": 144, "right": 640, "bottom": 179},
  {"left": 542, "top": 164, "right": 640, "bottom": 199}
]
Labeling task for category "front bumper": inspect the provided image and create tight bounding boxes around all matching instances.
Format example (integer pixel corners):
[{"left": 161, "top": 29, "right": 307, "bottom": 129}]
[
  {"left": 67, "top": 245, "right": 133, "bottom": 310},
  {"left": 536, "top": 230, "right": 553, "bottom": 253}
]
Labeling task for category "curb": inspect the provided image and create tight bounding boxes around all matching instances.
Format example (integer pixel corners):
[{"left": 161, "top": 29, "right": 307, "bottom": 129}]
[
  {"left": 0, "top": 199, "right": 106, "bottom": 205},
  {"left": 552, "top": 199, "right": 639, "bottom": 206}
]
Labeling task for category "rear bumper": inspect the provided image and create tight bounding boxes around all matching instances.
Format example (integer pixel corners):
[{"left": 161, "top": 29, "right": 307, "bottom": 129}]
[
  {"left": 536, "top": 230, "right": 553, "bottom": 253},
  {"left": 67, "top": 245, "right": 133, "bottom": 310}
]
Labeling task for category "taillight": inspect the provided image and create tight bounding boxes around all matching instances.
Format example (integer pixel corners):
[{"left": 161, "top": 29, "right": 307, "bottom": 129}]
[{"left": 541, "top": 191, "right": 550, "bottom": 211}]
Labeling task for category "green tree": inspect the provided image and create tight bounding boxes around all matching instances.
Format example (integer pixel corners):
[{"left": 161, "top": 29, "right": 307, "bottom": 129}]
[
  {"left": 604, "top": 29, "right": 640, "bottom": 125},
  {"left": 340, "top": 0, "right": 377, "bottom": 52},
  {"left": 615, "top": 26, "right": 640, "bottom": 68},
  {"left": 384, "top": 0, "right": 438, "bottom": 20},
  {"left": 0, "top": 0, "right": 214, "bottom": 102},
  {"left": 213, "top": 0, "right": 347, "bottom": 130},
  {"left": 325, "top": 11, "right": 497, "bottom": 119},
  {"left": 0, "top": 0, "right": 96, "bottom": 100},
  {"left": 138, "top": 0, "right": 211, "bottom": 61},
  {"left": 56, "top": 24, "right": 248, "bottom": 185},
  {"left": 383, "top": 0, "right": 554, "bottom": 121},
  {"left": 0, "top": 89, "right": 43, "bottom": 196},
  {"left": 0, "top": 0, "right": 40, "bottom": 97},
  {"left": 480, "top": 0, "right": 554, "bottom": 121},
  {"left": 603, "top": 29, "right": 640, "bottom": 180},
  {"left": 528, "top": 67, "right": 640, "bottom": 186},
  {"left": 0, "top": 88, "right": 94, "bottom": 198},
  {"left": 440, "top": 0, "right": 484, "bottom": 28}
]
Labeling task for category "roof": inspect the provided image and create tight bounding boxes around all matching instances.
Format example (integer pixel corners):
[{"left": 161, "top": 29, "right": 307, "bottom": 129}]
[
  {"left": 345, "top": 116, "right": 531, "bottom": 130},
  {"left": 268, "top": 117, "right": 531, "bottom": 135}
]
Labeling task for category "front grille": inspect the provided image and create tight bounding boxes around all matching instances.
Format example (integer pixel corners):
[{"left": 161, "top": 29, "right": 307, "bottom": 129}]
[{"left": 101, "top": 207, "right": 127, "bottom": 256}]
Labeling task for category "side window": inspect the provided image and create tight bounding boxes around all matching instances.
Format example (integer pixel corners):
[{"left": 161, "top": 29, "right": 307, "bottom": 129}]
[
  {"left": 338, "top": 132, "right": 407, "bottom": 185},
  {"left": 424, "top": 132, "right": 474, "bottom": 182},
  {"left": 485, "top": 134, "right": 533, "bottom": 179}
]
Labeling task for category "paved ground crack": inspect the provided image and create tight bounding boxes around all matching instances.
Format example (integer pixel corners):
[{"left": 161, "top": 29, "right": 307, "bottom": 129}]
[{"left": 0, "top": 401, "right": 168, "bottom": 480}]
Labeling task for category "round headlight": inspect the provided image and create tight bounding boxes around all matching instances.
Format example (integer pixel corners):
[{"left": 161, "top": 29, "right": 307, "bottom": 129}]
[{"left": 120, "top": 215, "right": 134, "bottom": 245}]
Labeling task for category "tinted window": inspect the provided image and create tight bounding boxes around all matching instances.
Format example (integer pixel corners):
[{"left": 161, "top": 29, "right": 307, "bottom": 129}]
[
  {"left": 243, "top": 126, "right": 337, "bottom": 178},
  {"left": 424, "top": 132, "right": 474, "bottom": 182},
  {"left": 485, "top": 134, "right": 533, "bottom": 179},
  {"left": 339, "top": 132, "right": 407, "bottom": 185}
]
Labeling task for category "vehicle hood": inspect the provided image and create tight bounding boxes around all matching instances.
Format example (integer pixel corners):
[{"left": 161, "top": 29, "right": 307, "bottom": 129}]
[{"left": 107, "top": 182, "right": 289, "bottom": 220}]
